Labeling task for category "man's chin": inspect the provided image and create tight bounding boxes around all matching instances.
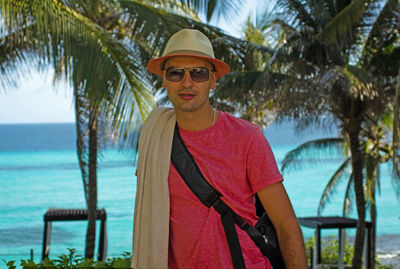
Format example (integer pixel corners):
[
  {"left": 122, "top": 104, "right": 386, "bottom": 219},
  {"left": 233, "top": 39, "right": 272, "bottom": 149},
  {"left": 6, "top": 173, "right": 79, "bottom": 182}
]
[{"left": 175, "top": 105, "right": 199, "bottom": 113}]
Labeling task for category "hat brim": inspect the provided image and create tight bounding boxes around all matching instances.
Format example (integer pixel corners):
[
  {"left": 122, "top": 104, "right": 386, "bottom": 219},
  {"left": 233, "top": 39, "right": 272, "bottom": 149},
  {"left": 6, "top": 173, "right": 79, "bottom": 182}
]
[{"left": 147, "top": 54, "right": 230, "bottom": 79}]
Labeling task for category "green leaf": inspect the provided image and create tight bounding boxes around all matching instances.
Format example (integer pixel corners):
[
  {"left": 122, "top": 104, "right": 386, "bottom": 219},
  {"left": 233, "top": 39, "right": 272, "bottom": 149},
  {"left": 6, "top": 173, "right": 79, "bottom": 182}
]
[
  {"left": 206, "top": 0, "right": 216, "bottom": 22},
  {"left": 5, "top": 260, "right": 16, "bottom": 269},
  {"left": 20, "top": 259, "right": 39, "bottom": 268},
  {"left": 317, "top": 0, "right": 368, "bottom": 44},
  {"left": 111, "top": 258, "right": 131, "bottom": 268}
]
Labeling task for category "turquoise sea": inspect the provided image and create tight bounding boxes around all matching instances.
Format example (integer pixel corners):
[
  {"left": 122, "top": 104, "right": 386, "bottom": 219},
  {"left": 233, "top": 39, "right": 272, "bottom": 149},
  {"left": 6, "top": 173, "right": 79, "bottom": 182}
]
[{"left": 0, "top": 121, "right": 399, "bottom": 268}]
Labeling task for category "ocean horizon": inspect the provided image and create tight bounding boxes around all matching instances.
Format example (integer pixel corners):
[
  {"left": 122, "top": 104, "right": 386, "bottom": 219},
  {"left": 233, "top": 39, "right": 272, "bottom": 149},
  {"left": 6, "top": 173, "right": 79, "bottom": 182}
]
[{"left": 0, "top": 121, "right": 399, "bottom": 268}]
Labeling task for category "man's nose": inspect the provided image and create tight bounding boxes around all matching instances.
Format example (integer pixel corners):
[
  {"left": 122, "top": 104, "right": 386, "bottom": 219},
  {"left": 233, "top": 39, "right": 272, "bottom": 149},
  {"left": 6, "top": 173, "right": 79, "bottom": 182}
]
[{"left": 181, "top": 70, "right": 194, "bottom": 87}]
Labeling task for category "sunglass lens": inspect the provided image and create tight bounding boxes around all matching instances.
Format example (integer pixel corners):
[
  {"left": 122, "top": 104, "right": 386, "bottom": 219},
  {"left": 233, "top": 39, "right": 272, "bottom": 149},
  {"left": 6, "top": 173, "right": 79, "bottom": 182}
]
[
  {"left": 166, "top": 68, "right": 185, "bottom": 82},
  {"left": 190, "top": 67, "right": 209, "bottom": 82}
]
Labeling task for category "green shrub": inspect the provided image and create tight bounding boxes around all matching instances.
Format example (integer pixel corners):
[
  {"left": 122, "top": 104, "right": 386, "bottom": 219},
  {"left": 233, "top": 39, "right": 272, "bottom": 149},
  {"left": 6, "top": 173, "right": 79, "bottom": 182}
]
[
  {"left": 305, "top": 236, "right": 354, "bottom": 266},
  {"left": 4, "top": 248, "right": 132, "bottom": 269},
  {"left": 304, "top": 236, "right": 395, "bottom": 269},
  {"left": 4, "top": 243, "right": 396, "bottom": 269}
]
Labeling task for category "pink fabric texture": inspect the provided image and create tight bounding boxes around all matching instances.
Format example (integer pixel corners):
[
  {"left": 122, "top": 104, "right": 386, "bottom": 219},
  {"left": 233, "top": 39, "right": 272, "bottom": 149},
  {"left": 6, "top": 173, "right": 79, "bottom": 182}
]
[{"left": 168, "top": 112, "right": 283, "bottom": 269}]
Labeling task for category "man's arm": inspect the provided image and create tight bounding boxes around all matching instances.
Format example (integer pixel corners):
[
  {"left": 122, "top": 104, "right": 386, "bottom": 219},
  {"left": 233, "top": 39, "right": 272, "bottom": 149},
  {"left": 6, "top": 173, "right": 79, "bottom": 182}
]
[{"left": 257, "top": 182, "right": 307, "bottom": 269}]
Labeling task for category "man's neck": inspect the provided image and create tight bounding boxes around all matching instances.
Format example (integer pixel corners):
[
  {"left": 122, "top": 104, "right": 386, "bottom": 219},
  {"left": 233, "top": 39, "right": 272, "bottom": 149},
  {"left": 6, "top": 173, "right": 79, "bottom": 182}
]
[{"left": 175, "top": 107, "right": 217, "bottom": 132}]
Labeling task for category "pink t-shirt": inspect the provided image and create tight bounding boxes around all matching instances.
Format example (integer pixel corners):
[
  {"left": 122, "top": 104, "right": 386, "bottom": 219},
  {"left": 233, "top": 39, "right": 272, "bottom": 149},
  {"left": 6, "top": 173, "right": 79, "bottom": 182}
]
[{"left": 168, "top": 111, "right": 283, "bottom": 269}]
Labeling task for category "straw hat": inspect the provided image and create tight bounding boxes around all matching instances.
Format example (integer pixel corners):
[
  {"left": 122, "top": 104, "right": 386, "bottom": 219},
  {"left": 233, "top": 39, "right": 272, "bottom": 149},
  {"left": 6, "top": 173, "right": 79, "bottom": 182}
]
[{"left": 147, "top": 29, "right": 230, "bottom": 79}]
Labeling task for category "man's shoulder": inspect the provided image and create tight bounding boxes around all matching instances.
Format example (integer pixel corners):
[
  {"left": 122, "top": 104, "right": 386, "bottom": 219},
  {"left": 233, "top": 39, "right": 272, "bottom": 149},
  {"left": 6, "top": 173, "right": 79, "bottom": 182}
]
[
  {"left": 139, "top": 107, "right": 176, "bottom": 144},
  {"left": 143, "top": 107, "right": 175, "bottom": 127},
  {"left": 220, "top": 112, "right": 261, "bottom": 137},
  {"left": 148, "top": 107, "right": 175, "bottom": 119}
]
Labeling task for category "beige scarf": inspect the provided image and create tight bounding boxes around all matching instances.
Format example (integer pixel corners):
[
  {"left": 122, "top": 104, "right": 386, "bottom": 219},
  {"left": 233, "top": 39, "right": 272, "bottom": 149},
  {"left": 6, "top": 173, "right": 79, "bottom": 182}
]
[{"left": 131, "top": 107, "right": 176, "bottom": 269}]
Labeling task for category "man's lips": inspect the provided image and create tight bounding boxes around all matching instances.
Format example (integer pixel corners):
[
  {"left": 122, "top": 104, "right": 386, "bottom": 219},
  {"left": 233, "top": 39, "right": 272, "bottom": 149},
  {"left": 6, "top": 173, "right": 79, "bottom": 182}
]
[{"left": 178, "top": 93, "right": 196, "bottom": 100}]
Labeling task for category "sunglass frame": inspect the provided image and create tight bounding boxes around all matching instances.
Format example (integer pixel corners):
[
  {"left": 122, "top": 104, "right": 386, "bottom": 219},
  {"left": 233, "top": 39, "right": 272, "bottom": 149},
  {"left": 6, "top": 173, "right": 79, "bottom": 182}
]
[{"left": 164, "top": 67, "right": 212, "bottom": 82}]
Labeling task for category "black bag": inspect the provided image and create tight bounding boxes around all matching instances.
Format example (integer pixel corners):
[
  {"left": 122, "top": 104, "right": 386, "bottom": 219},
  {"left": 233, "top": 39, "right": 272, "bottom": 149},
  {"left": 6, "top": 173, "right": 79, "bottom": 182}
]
[
  {"left": 254, "top": 196, "right": 285, "bottom": 268},
  {"left": 171, "top": 124, "right": 285, "bottom": 269}
]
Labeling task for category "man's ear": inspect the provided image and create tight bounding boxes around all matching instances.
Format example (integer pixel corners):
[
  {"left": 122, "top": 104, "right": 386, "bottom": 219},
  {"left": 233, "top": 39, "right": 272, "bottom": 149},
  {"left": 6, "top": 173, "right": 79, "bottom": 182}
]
[
  {"left": 162, "top": 76, "right": 166, "bottom": 88},
  {"left": 210, "top": 73, "right": 217, "bottom": 90}
]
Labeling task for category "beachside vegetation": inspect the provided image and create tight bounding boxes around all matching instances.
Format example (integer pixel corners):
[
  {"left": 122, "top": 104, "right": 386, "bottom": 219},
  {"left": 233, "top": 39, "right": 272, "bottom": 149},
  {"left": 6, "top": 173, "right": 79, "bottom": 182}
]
[
  {"left": 4, "top": 248, "right": 132, "bottom": 268},
  {"left": 4, "top": 241, "right": 396, "bottom": 269},
  {"left": 304, "top": 237, "right": 395, "bottom": 269}
]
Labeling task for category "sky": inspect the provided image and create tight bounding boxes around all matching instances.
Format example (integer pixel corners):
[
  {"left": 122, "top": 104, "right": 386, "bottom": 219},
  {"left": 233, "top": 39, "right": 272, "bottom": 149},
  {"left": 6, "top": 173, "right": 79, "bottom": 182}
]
[{"left": 0, "top": 0, "right": 260, "bottom": 124}]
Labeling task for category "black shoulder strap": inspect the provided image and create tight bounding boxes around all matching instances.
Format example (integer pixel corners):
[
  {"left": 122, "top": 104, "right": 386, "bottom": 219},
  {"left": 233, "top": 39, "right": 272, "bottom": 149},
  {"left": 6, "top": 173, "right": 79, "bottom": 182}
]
[
  {"left": 171, "top": 124, "right": 286, "bottom": 269},
  {"left": 171, "top": 124, "right": 246, "bottom": 269}
]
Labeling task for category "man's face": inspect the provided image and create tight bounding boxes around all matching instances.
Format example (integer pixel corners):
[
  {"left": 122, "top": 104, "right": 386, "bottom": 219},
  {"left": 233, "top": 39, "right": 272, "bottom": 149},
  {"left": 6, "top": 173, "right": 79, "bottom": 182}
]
[{"left": 163, "top": 56, "right": 216, "bottom": 113}]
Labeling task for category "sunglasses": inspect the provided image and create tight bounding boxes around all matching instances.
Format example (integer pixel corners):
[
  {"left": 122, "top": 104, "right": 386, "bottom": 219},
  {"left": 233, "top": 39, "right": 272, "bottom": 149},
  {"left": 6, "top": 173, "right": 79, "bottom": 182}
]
[{"left": 164, "top": 67, "right": 212, "bottom": 82}]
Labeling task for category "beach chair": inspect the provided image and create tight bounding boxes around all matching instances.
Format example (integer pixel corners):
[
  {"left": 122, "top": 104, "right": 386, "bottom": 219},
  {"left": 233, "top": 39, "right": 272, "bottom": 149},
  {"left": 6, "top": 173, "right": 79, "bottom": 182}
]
[
  {"left": 298, "top": 216, "right": 372, "bottom": 269},
  {"left": 41, "top": 208, "right": 107, "bottom": 261}
]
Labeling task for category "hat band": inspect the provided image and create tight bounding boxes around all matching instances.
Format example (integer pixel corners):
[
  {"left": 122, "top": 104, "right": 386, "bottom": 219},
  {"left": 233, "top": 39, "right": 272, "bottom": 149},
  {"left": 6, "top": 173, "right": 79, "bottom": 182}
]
[{"left": 164, "top": 49, "right": 214, "bottom": 59}]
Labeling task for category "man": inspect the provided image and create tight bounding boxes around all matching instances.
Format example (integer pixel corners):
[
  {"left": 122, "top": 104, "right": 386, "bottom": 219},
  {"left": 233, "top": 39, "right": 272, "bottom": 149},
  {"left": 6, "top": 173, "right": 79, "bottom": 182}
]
[{"left": 132, "top": 29, "right": 307, "bottom": 269}]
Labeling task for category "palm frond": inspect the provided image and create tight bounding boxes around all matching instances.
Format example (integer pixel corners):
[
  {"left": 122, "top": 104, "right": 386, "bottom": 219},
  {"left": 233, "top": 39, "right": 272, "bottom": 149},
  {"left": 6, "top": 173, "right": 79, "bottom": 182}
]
[
  {"left": 365, "top": 150, "right": 380, "bottom": 204},
  {"left": 276, "top": 0, "right": 317, "bottom": 30},
  {"left": 269, "top": 18, "right": 297, "bottom": 35},
  {"left": 185, "top": 0, "right": 245, "bottom": 22},
  {"left": 324, "top": 0, "right": 336, "bottom": 19},
  {"left": 244, "top": 18, "right": 269, "bottom": 47},
  {"left": 360, "top": 0, "right": 400, "bottom": 69},
  {"left": 342, "top": 172, "right": 355, "bottom": 217},
  {"left": 317, "top": 0, "right": 368, "bottom": 45},
  {"left": 320, "top": 65, "right": 376, "bottom": 101},
  {"left": 307, "top": 1, "right": 333, "bottom": 27},
  {"left": 0, "top": 27, "right": 40, "bottom": 89},
  {"left": 292, "top": 115, "right": 339, "bottom": 134},
  {"left": 119, "top": 0, "right": 258, "bottom": 66},
  {"left": 318, "top": 157, "right": 352, "bottom": 215},
  {"left": 212, "top": 70, "right": 289, "bottom": 126},
  {"left": 281, "top": 137, "right": 345, "bottom": 173},
  {"left": 119, "top": 1, "right": 178, "bottom": 58},
  {"left": 2, "top": 0, "right": 155, "bottom": 138},
  {"left": 144, "top": 0, "right": 244, "bottom": 23}
]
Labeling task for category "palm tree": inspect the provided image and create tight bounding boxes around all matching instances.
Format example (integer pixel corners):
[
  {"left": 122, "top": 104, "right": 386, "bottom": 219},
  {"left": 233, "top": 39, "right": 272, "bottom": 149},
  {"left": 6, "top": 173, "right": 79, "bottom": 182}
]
[
  {"left": 212, "top": 1, "right": 399, "bottom": 267},
  {"left": 206, "top": 4, "right": 279, "bottom": 127},
  {"left": 209, "top": 17, "right": 277, "bottom": 127},
  {"left": 0, "top": 0, "right": 245, "bottom": 258},
  {"left": 1, "top": 0, "right": 154, "bottom": 258},
  {"left": 281, "top": 111, "right": 399, "bottom": 267}
]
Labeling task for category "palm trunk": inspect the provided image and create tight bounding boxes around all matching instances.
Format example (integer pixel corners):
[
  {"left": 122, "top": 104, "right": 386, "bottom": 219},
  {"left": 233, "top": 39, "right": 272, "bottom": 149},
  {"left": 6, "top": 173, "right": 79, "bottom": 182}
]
[
  {"left": 85, "top": 108, "right": 98, "bottom": 259},
  {"left": 370, "top": 187, "right": 376, "bottom": 269},
  {"left": 393, "top": 68, "right": 400, "bottom": 168},
  {"left": 347, "top": 120, "right": 366, "bottom": 269}
]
